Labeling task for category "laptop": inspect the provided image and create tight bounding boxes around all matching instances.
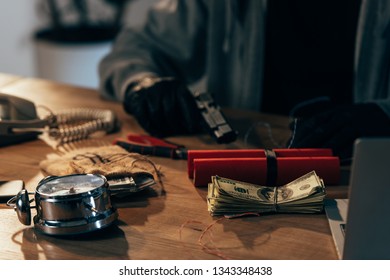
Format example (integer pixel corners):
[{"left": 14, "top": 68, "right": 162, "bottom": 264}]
[{"left": 325, "top": 138, "right": 390, "bottom": 260}]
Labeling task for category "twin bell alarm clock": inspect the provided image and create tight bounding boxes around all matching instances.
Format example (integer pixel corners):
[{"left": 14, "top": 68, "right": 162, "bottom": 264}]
[{"left": 7, "top": 173, "right": 154, "bottom": 236}]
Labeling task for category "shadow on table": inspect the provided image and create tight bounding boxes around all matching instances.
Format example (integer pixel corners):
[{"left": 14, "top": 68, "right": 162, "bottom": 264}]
[{"left": 12, "top": 225, "right": 129, "bottom": 260}]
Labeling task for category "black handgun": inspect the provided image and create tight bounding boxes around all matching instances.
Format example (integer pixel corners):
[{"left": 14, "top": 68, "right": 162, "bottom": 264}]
[{"left": 193, "top": 92, "right": 237, "bottom": 144}]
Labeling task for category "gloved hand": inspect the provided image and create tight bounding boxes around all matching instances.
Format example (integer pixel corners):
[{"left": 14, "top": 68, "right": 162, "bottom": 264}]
[
  {"left": 123, "top": 76, "right": 203, "bottom": 137},
  {"left": 289, "top": 103, "right": 390, "bottom": 160}
]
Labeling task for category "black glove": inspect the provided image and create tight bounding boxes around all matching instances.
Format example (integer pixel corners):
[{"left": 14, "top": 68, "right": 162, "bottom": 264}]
[
  {"left": 123, "top": 77, "right": 203, "bottom": 137},
  {"left": 289, "top": 103, "right": 390, "bottom": 160}
]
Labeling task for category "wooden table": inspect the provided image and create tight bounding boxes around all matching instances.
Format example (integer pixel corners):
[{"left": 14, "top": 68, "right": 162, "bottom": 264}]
[{"left": 0, "top": 73, "right": 348, "bottom": 260}]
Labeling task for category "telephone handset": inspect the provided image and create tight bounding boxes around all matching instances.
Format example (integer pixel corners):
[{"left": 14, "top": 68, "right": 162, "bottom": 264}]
[
  {"left": 0, "top": 93, "right": 47, "bottom": 146},
  {"left": 0, "top": 93, "right": 118, "bottom": 147}
]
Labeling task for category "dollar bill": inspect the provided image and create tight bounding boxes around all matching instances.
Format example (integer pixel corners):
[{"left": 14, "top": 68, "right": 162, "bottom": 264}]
[{"left": 207, "top": 171, "right": 326, "bottom": 216}]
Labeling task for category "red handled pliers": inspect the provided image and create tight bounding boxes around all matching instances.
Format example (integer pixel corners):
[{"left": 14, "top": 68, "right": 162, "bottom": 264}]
[{"left": 113, "top": 134, "right": 187, "bottom": 159}]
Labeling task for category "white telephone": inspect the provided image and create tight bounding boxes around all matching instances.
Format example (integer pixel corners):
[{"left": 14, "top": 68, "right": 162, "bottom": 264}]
[{"left": 0, "top": 93, "right": 118, "bottom": 146}]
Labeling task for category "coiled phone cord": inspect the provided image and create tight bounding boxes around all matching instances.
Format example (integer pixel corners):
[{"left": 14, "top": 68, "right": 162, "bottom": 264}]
[{"left": 41, "top": 107, "right": 117, "bottom": 143}]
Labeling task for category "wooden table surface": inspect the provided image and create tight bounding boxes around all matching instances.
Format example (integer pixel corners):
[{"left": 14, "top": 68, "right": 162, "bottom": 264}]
[{"left": 0, "top": 73, "right": 348, "bottom": 260}]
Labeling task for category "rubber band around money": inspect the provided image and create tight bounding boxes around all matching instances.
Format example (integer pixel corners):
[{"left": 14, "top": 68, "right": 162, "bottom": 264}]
[{"left": 273, "top": 186, "right": 278, "bottom": 212}]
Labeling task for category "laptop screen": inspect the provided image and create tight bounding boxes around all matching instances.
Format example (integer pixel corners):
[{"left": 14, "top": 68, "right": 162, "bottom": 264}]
[{"left": 325, "top": 138, "right": 390, "bottom": 260}]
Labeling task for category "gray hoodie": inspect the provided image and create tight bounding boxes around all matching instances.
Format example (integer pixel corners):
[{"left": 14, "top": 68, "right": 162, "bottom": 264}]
[{"left": 99, "top": 0, "right": 390, "bottom": 116}]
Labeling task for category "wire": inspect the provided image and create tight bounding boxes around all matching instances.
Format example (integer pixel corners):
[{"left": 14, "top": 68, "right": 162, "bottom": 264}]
[
  {"left": 244, "top": 96, "right": 332, "bottom": 149},
  {"left": 243, "top": 121, "right": 284, "bottom": 148},
  {"left": 44, "top": 107, "right": 117, "bottom": 144}
]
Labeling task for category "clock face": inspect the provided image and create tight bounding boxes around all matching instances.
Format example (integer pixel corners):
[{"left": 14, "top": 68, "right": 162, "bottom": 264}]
[{"left": 36, "top": 174, "right": 106, "bottom": 196}]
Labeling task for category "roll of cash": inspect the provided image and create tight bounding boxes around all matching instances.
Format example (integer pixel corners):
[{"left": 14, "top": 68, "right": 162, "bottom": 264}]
[{"left": 207, "top": 171, "right": 326, "bottom": 216}]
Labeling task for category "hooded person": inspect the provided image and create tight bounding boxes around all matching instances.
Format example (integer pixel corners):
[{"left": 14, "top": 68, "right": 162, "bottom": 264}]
[{"left": 99, "top": 0, "right": 390, "bottom": 159}]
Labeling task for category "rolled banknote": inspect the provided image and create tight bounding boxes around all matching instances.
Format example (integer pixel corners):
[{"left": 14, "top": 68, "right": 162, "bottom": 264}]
[{"left": 207, "top": 171, "right": 326, "bottom": 216}]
